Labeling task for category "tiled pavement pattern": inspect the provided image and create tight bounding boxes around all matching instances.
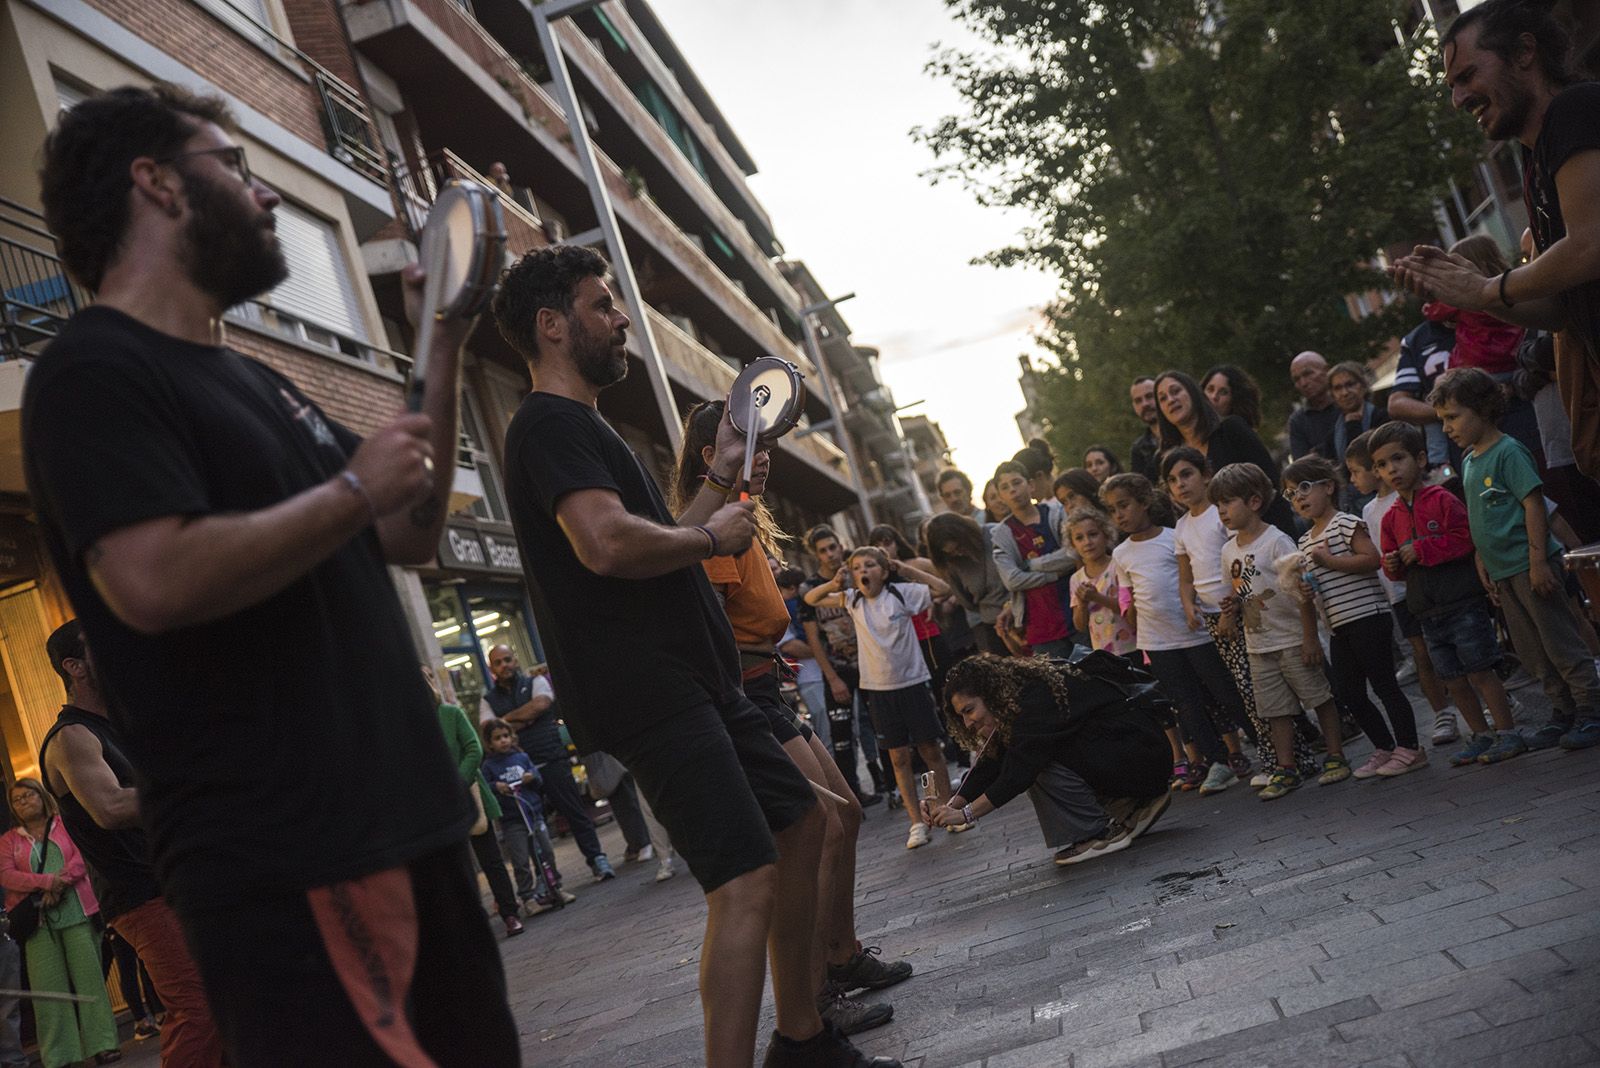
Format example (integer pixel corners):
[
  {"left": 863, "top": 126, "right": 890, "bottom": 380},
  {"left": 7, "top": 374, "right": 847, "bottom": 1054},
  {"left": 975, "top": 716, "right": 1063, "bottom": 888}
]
[
  {"left": 103, "top": 687, "right": 1600, "bottom": 1068},
  {"left": 508, "top": 688, "right": 1600, "bottom": 1068}
]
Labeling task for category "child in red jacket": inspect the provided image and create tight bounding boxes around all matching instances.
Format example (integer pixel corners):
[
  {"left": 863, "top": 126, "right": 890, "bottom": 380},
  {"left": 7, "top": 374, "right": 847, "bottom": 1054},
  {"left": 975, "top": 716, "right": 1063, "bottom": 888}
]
[
  {"left": 1368, "top": 421, "right": 1525, "bottom": 766},
  {"left": 1422, "top": 235, "right": 1525, "bottom": 377}
]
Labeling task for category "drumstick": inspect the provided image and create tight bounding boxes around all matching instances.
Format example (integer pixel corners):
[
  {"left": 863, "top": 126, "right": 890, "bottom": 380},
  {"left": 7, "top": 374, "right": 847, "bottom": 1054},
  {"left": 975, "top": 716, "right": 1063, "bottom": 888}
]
[
  {"left": 739, "top": 422, "right": 759, "bottom": 502},
  {"left": 407, "top": 212, "right": 451, "bottom": 412}
]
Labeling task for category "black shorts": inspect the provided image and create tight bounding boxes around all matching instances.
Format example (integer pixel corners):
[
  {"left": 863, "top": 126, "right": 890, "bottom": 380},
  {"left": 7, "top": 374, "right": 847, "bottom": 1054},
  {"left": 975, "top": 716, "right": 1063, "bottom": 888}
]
[
  {"left": 744, "top": 668, "right": 814, "bottom": 745},
  {"left": 864, "top": 683, "right": 945, "bottom": 749},
  {"left": 609, "top": 691, "right": 816, "bottom": 893}
]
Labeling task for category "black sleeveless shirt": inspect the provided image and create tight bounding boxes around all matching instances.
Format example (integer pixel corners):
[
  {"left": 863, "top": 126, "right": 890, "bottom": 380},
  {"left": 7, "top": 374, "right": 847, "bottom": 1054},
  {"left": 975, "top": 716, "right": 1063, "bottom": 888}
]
[{"left": 39, "top": 706, "right": 160, "bottom": 920}]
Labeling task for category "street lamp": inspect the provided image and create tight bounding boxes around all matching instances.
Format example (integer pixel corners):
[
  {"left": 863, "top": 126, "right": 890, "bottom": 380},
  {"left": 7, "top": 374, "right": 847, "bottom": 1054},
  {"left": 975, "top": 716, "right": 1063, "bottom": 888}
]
[{"left": 532, "top": 0, "right": 681, "bottom": 448}]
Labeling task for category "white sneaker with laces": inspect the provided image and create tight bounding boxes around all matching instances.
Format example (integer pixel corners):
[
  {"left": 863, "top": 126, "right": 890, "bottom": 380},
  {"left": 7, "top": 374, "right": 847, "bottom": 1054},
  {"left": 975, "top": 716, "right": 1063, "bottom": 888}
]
[
  {"left": 1431, "top": 708, "right": 1460, "bottom": 745},
  {"left": 654, "top": 859, "right": 675, "bottom": 882},
  {"left": 906, "top": 823, "right": 932, "bottom": 849}
]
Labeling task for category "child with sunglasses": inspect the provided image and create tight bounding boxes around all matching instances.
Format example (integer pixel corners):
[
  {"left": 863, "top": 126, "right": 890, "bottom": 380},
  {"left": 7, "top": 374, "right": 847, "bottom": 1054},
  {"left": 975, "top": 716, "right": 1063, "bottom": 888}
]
[{"left": 1286, "top": 456, "right": 1426, "bottom": 778}]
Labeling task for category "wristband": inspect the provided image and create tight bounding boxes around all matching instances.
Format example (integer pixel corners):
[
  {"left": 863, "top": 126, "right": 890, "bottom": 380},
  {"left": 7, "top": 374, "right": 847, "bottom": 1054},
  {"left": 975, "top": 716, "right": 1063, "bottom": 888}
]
[
  {"left": 339, "top": 470, "right": 377, "bottom": 523},
  {"left": 694, "top": 524, "right": 720, "bottom": 559},
  {"left": 962, "top": 803, "right": 975, "bottom": 825},
  {"left": 703, "top": 469, "right": 736, "bottom": 493},
  {"left": 1499, "top": 268, "right": 1515, "bottom": 308}
]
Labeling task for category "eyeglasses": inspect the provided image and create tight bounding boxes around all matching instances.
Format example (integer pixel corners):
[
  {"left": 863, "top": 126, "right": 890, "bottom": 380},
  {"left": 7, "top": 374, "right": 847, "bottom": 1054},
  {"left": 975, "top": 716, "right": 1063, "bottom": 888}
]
[
  {"left": 155, "top": 145, "right": 252, "bottom": 185},
  {"left": 1291, "top": 479, "right": 1332, "bottom": 497}
]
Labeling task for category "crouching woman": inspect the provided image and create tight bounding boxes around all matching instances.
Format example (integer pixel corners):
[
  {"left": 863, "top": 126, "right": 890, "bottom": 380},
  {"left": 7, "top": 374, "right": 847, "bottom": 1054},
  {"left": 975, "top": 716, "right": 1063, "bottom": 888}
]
[{"left": 927, "top": 655, "right": 1172, "bottom": 866}]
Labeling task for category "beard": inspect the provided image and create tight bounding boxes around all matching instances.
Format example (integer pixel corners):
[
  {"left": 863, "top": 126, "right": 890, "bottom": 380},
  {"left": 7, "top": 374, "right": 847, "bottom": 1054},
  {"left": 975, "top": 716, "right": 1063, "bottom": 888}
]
[
  {"left": 1487, "top": 82, "right": 1535, "bottom": 142},
  {"left": 179, "top": 168, "right": 288, "bottom": 310},
  {"left": 572, "top": 319, "right": 629, "bottom": 389}
]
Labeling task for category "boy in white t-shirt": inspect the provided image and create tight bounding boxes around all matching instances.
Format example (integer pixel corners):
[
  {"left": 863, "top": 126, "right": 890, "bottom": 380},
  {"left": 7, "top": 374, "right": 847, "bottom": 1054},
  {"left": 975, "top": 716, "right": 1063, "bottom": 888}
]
[
  {"left": 1346, "top": 431, "right": 1459, "bottom": 745},
  {"left": 804, "top": 546, "right": 954, "bottom": 849},
  {"left": 1211, "top": 463, "right": 1348, "bottom": 802}
]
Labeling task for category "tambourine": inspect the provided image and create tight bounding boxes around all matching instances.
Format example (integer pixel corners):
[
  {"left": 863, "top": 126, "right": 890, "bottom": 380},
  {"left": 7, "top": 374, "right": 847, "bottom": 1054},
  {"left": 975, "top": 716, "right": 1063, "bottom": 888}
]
[
  {"left": 728, "top": 357, "right": 806, "bottom": 496},
  {"left": 408, "top": 179, "right": 507, "bottom": 410}
]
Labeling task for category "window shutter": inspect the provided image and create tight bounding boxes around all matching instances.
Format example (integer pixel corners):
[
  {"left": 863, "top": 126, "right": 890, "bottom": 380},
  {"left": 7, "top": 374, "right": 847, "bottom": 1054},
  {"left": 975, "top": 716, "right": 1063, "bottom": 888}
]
[
  {"left": 265, "top": 202, "right": 369, "bottom": 341},
  {"left": 54, "top": 78, "right": 89, "bottom": 113}
]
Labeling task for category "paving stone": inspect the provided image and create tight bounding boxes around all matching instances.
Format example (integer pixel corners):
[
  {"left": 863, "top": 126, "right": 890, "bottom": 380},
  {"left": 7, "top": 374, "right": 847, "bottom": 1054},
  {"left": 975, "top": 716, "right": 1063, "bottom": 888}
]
[{"left": 489, "top": 730, "right": 1600, "bottom": 1066}]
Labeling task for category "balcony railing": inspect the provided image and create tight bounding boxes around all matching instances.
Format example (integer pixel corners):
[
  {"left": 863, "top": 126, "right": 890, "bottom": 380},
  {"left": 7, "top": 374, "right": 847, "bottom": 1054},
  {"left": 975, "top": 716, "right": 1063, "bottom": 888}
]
[
  {"left": 0, "top": 198, "right": 89, "bottom": 360},
  {"left": 390, "top": 149, "right": 548, "bottom": 255}
]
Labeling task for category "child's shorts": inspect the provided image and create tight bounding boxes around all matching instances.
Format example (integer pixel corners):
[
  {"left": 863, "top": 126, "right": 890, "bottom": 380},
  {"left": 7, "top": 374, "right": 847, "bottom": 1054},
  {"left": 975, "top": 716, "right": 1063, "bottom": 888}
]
[
  {"left": 1420, "top": 599, "right": 1501, "bottom": 680},
  {"left": 864, "top": 683, "right": 945, "bottom": 749},
  {"left": 1248, "top": 647, "right": 1333, "bottom": 717}
]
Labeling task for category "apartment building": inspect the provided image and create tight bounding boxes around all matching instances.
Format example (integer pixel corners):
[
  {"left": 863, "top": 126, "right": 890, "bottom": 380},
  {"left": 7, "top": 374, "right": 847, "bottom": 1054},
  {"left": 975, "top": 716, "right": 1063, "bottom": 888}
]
[{"left": 0, "top": 0, "right": 911, "bottom": 753}]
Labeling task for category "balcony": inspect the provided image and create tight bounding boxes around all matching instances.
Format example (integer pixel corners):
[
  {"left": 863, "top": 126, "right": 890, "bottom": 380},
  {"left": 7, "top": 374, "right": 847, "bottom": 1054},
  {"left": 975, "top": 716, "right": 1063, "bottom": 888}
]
[
  {"left": 391, "top": 149, "right": 550, "bottom": 256},
  {"left": 344, "top": 0, "right": 813, "bottom": 376},
  {"left": 553, "top": 23, "right": 805, "bottom": 318},
  {"left": 0, "top": 198, "right": 90, "bottom": 361},
  {"left": 646, "top": 307, "right": 850, "bottom": 490}
]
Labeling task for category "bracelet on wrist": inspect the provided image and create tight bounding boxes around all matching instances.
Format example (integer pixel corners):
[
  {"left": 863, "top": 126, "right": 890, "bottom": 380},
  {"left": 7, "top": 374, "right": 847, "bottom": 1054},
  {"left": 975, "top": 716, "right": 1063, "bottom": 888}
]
[
  {"left": 962, "top": 803, "right": 975, "bottom": 825},
  {"left": 339, "top": 470, "right": 377, "bottom": 523},
  {"left": 694, "top": 524, "right": 720, "bottom": 559},
  {"left": 1499, "top": 268, "right": 1515, "bottom": 308},
  {"left": 703, "top": 469, "right": 736, "bottom": 493}
]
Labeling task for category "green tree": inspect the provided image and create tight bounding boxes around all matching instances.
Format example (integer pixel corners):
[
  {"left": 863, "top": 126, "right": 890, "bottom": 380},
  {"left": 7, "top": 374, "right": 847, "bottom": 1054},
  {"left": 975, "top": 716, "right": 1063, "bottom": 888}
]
[{"left": 917, "top": 0, "right": 1479, "bottom": 462}]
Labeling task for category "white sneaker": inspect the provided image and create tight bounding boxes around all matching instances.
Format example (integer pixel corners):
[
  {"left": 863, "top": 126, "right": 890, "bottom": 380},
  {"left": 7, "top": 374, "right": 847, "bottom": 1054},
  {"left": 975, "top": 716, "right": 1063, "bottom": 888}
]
[
  {"left": 1431, "top": 708, "right": 1460, "bottom": 745},
  {"left": 654, "top": 860, "right": 675, "bottom": 882},
  {"left": 634, "top": 844, "right": 654, "bottom": 862},
  {"left": 1395, "top": 659, "right": 1418, "bottom": 684},
  {"left": 1250, "top": 770, "right": 1272, "bottom": 788},
  {"left": 906, "top": 823, "right": 932, "bottom": 849}
]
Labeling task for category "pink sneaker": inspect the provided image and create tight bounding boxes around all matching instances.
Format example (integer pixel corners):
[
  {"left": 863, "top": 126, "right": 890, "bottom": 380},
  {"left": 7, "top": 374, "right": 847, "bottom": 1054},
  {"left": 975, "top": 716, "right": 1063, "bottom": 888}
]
[
  {"left": 1352, "top": 749, "right": 1392, "bottom": 779},
  {"left": 1375, "top": 747, "right": 1428, "bottom": 777}
]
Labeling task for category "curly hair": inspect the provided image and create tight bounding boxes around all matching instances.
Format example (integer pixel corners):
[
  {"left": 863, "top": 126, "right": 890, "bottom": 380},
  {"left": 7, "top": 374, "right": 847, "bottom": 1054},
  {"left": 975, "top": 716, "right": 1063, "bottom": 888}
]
[
  {"left": 492, "top": 244, "right": 610, "bottom": 361},
  {"left": 1200, "top": 365, "right": 1263, "bottom": 429},
  {"left": 941, "top": 655, "right": 1073, "bottom": 750},
  {"left": 1444, "top": 0, "right": 1574, "bottom": 88},
  {"left": 1064, "top": 506, "right": 1116, "bottom": 547},
  {"left": 669, "top": 399, "right": 786, "bottom": 555},
  {"left": 1428, "top": 366, "right": 1508, "bottom": 421},
  {"left": 39, "top": 83, "right": 236, "bottom": 292}
]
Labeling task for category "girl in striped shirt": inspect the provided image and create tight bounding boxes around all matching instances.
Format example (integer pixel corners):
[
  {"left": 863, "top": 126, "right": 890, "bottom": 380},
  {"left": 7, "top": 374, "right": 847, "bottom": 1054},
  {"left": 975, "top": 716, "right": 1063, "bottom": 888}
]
[{"left": 1285, "top": 456, "right": 1426, "bottom": 778}]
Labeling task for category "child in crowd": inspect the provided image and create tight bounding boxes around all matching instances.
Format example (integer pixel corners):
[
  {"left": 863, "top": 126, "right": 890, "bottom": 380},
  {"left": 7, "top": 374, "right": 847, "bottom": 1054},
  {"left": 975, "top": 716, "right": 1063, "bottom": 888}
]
[
  {"left": 1053, "top": 469, "right": 1105, "bottom": 517},
  {"left": 481, "top": 719, "right": 573, "bottom": 913},
  {"left": 1165, "top": 448, "right": 1319, "bottom": 785},
  {"left": 1369, "top": 421, "right": 1525, "bottom": 765},
  {"left": 805, "top": 546, "right": 956, "bottom": 849},
  {"left": 1430, "top": 369, "right": 1600, "bottom": 751},
  {"left": 1067, "top": 508, "right": 1138, "bottom": 663},
  {"left": 1211, "top": 463, "right": 1350, "bottom": 801},
  {"left": 992, "top": 460, "right": 1080, "bottom": 658},
  {"left": 1346, "top": 431, "right": 1461, "bottom": 746},
  {"left": 1285, "top": 456, "right": 1427, "bottom": 777},
  {"left": 1102, "top": 473, "right": 1251, "bottom": 795}
]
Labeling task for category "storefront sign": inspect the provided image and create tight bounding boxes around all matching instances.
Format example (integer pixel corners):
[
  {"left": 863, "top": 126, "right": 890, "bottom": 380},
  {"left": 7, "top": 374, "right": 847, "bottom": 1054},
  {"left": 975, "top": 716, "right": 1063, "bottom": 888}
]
[
  {"left": 439, "top": 522, "right": 522, "bottom": 576},
  {"left": 0, "top": 516, "right": 38, "bottom": 588}
]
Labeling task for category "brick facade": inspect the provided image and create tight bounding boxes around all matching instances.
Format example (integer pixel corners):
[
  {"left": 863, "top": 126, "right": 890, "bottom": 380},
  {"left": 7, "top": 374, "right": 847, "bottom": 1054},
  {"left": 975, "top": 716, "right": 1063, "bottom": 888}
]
[
  {"left": 85, "top": 0, "right": 326, "bottom": 149},
  {"left": 279, "top": 0, "right": 362, "bottom": 88},
  {"left": 226, "top": 326, "right": 403, "bottom": 438}
]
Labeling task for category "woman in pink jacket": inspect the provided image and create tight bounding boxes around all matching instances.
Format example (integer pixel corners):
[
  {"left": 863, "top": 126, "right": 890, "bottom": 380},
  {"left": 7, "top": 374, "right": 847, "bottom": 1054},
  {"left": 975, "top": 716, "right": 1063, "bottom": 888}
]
[{"left": 0, "top": 779, "right": 120, "bottom": 1066}]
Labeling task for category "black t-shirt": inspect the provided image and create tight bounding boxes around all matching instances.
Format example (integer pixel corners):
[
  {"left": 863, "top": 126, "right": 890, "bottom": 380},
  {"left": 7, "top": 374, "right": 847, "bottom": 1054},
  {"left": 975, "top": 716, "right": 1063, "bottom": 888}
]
[
  {"left": 502, "top": 393, "right": 740, "bottom": 752},
  {"left": 1524, "top": 82, "right": 1600, "bottom": 361},
  {"left": 1287, "top": 402, "right": 1339, "bottom": 460},
  {"left": 38, "top": 706, "right": 161, "bottom": 921},
  {"left": 797, "top": 575, "right": 859, "bottom": 672},
  {"left": 22, "top": 307, "right": 471, "bottom": 913}
]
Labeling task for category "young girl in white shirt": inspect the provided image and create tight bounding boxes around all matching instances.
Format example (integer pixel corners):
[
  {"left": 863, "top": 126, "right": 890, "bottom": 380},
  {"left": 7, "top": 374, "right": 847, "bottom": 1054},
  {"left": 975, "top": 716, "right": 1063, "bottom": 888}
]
[{"left": 1101, "top": 473, "right": 1249, "bottom": 795}]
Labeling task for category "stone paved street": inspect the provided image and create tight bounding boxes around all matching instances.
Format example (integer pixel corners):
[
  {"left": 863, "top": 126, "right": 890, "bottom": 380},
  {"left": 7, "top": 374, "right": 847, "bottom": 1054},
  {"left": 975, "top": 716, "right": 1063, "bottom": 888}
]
[
  {"left": 102, "top": 688, "right": 1600, "bottom": 1068},
  {"left": 503, "top": 688, "right": 1600, "bottom": 1068}
]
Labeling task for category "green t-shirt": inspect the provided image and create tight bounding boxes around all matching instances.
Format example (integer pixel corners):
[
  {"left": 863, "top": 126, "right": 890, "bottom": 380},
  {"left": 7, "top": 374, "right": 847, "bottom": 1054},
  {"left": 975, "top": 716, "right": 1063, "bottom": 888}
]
[{"left": 1463, "top": 434, "right": 1561, "bottom": 581}]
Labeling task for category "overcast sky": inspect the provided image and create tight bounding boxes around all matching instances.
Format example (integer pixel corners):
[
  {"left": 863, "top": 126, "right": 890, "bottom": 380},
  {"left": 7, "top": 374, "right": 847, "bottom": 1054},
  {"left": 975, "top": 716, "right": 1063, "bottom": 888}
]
[{"left": 648, "top": 0, "right": 1063, "bottom": 496}]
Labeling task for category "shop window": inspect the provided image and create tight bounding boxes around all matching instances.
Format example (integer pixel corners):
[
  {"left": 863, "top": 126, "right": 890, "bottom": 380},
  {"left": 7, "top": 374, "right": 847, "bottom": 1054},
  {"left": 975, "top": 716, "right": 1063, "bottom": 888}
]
[{"left": 427, "top": 582, "right": 543, "bottom": 719}]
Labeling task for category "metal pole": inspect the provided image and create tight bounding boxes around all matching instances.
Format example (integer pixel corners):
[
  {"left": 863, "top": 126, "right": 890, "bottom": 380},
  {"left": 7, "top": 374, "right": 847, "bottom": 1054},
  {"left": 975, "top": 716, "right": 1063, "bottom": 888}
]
[
  {"left": 799, "top": 310, "right": 874, "bottom": 527},
  {"left": 533, "top": 4, "right": 682, "bottom": 449}
]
